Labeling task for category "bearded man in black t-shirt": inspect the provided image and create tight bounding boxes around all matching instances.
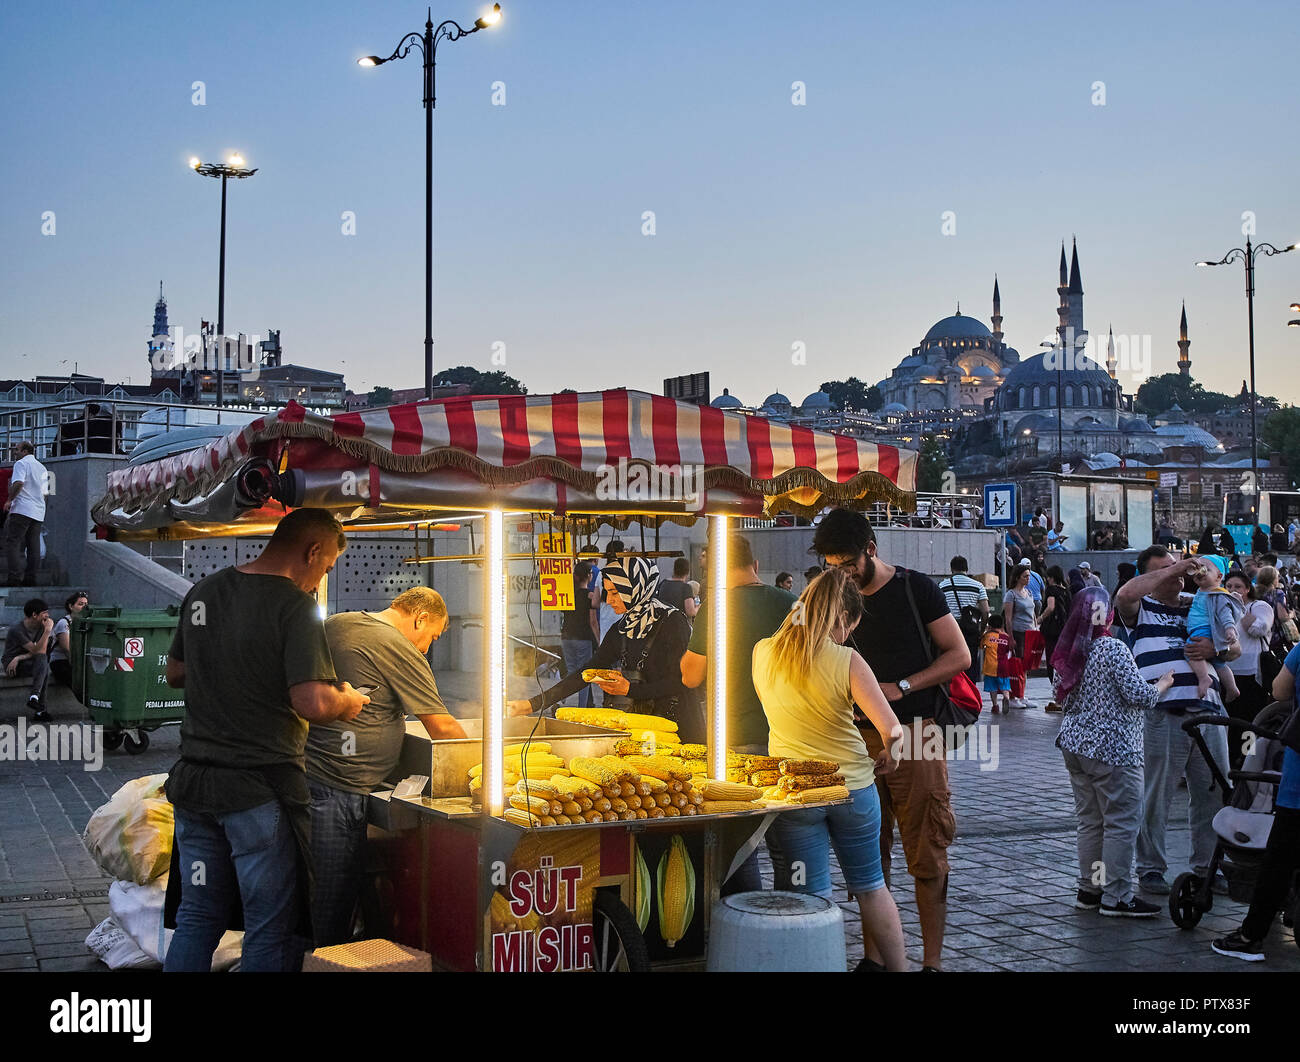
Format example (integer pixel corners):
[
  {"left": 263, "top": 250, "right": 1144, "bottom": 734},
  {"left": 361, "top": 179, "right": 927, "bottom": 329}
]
[{"left": 812, "top": 508, "right": 970, "bottom": 973}]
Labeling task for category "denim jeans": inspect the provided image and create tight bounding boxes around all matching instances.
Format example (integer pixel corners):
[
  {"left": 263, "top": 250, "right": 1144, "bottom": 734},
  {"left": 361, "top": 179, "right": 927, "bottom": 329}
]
[
  {"left": 308, "top": 780, "right": 369, "bottom": 947},
  {"left": 1061, "top": 751, "right": 1143, "bottom": 904},
  {"left": 767, "top": 786, "right": 886, "bottom": 898},
  {"left": 560, "top": 638, "right": 595, "bottom": 707},
  {"left": 2, "top": 513, "right": 41, "bottom": 583},
  {"left": 165, "top": 800, "right": 302, "bottom": 972},
  {"left": 13, "top": 654, "right": 49, "bottom": 704},
  {"left": 1136, "top": 709, "right": 1231, "bottom": 879}
]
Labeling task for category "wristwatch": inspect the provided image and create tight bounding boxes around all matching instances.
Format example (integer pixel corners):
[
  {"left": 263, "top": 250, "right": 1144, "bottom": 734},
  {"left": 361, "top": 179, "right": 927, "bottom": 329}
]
[{"left": 897, "top": 678, "right": 912, "bottom": 694}]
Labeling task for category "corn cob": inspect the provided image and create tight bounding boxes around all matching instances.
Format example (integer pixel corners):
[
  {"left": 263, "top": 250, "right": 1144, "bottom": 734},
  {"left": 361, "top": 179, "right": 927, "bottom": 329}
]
[
  {"left": 509, "top": 793, "right": 552, "bottom": 818},
  {"left": 504, "top": 807, "right": 542, "bottom": 828},
  {"left": 682, "top": 759, "right": 708, "bottom": 776},
  {"left": 699, "top": 800, "right": 765, "bottom": 814},
  {"left": 635, "top": 808, "right": 648, "bottom": 819},
  {"left": 624, "top": 794, "right": 642, "bottom": 811},
  {"left": 596, "top": 756, "right": 637, "bottom": 783},
  {"left": 700, "top": 780, "right": 762, "bottom": 801},
  {"left": 560, "top": 800, "right": 582, "bottom": 817},
  {"left": 490, "top": 889, "right": 515, "bottom": 929},
  {"left": 655, "top": 792, "right": 672, "bottom": 808},
  {"left": 632, "top": 780, "right": 652, "bottom": 797},
  {"left": 668, "top": 780, "right": 684, "bottom": 793},
  {"left": 657, "top": 835, "right": 695, "bottom": 947},
  {"left": 749, "top": 769, "right": 780, "bottom": 787},
  {"left": 648, "top": 806, "right": 666, "bottom": 818},
  {"left": 602, "top": 810, "right": 618, "bottom": 822},
  {"left": 613, "top": 737, "right": 656, "bottom": 757},
  {"left": 726, "top": 768, "right": 750, "bottom": 783},
  {"left": 619, "top": 712, "right": 678, "bottom": 733},
  {"left": 778, "top": 759, "right": 840, "bottom": 777},
  {"left": 549, "top": 775, "right": 600, "bottom": 799},
  {"left": 514, "top": 778, "right": 562, "bottom": 799},
  {"left": 619, "top": 810, "right": 637, "bottom": 821},
  {"left": 469, "top": 753, "right": 565, "bottom": 779},
  {"left": 664, "top": 805, "right": 680, "bottom": 816},
  {"left": 788, "top": 785, "right": 851, "bottom": 804},
  {"left": 504, "top": 741, "right": 552, "bottom": 756},
  {"left": 577, "top": 796, "right": 594, "bottom": 812},
  {"left": 592, "top": 797, "right": 612, "bottom": 814},
  {"left": 554, "top": 814, "right": 573, "bottom": 825},
  {"left": 618, "top": 782, "right": 637, "bottom": 799},
  {"left": 686, "top": 789, "right": 704, "bottom": 805},
  {"left": 540, "top": 815, "right": 558, "bottom": 826},
  {"left": 778, "top": 772, "right": 846, "bottom": 792},
  {"left": 610, "top": 797, "right": 629, "bottom": 814},
  {"left": 641, "top": 775, "right": 669, "bottom": 793},
  {"left": 555, "top": 706, "right": 627, "bottom": 726},
  {"left": 682, "top": 804, "right": 698, "bottom": 815},
  {"left": 742, "top": 755, "right": 782, "bottom": 772},
  {"left": 583, "top": 810, "right": 604, "bottom": 823},
  {"left": 570, "top": 757, "right": 622, "bottom": 788},
  {"left": 675, "top": 743, "right": 708, "bottom": 760},
  {"left": 625, "top": 756, "right": 692, "bottom": 782}
]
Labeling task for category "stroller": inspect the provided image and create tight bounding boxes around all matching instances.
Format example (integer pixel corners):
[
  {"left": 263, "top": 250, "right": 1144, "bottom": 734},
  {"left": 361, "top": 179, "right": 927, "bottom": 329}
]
[{"left": 1169, "top": 702, "right": 1300, "bottom": 948}]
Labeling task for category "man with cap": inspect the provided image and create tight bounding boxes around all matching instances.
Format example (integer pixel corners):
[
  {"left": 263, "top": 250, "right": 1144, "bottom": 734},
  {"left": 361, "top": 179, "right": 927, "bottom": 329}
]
[{"left": 1078, "top": 561, "right": 1102, "bottom": 588}]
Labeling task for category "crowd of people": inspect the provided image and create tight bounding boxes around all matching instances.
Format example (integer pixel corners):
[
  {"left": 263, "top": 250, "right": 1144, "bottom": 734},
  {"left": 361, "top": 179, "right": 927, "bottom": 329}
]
[{"left": 96, "top": 499, "right": 1299, "bottom": 973}]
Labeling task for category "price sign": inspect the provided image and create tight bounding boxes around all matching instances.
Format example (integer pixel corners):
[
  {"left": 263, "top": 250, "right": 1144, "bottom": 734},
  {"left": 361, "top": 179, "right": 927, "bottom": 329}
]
[
  {"left": 537, "top": 532, "right": 571, "bottom": 555},
  {"left": 538, "top": 555, "right": 575, "bottom": 611}
]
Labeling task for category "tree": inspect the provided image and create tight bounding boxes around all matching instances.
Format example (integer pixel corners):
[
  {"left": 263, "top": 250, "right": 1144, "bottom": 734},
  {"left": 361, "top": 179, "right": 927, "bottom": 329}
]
[
  {"left": 432, "top": 365, "right": 527, "bottom": 396},
  {"left": 367, "top": 385, "right": 393, "bottom": 407},
  {"left": 819, "top": 377, "right": 873, "bottom": 411},
  {"left": 864, "top": 384, "right": 884, "bottom": 412},
  {"left": 916, "top": 434, "right": 950, "bottom": 492},
  {"left": 1262, "top": 407, "right": 1300, "bottom": 488},
  {"left": 1134, "top": 373, "right": 1240, "bottom": 416}
]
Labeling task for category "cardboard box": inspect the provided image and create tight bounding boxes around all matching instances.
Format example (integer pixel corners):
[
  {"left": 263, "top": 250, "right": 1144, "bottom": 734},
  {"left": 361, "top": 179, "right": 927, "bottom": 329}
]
[{"left": 302, "top": 938, "right": 433, "bottom": 973}]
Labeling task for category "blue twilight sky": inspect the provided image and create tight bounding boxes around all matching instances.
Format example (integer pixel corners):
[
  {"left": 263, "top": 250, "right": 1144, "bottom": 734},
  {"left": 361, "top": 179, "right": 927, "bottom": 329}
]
[{"left": 2, "top": 0, "right": 1298, "bottom": 403}]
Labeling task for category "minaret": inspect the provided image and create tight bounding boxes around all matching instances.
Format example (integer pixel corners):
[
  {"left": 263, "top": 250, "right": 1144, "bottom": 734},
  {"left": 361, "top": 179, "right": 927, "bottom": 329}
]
[
  {"left": 991, "top": 275, "right": 1003, "bottom": 346},
  {"left": 1056, "top": 243, "right": 1069, "bottom": 346},
  {"left": 1106, "top": 326, "right": 1117, "bottom": 380},
  {"left": 1066, "top": 237, "right": 1086, "bottom": 349},
  {"left": 1177, "top": 302, "right": 1192, "bottom": 377},
  {"left": 147, "top": 282, "right": 177, "bottom": 378}
]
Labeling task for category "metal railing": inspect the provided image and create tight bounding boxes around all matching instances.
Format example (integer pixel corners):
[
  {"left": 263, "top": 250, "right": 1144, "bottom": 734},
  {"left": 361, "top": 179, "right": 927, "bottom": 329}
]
[
  {"left": 742, "top": 493, "right": 988, "bottom": 530},
  {"left": 0, "top": 398, "right": 273, "bottom": 462}
]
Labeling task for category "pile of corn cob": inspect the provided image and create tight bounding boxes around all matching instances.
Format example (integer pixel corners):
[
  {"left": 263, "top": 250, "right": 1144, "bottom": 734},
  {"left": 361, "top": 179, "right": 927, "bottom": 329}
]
[
  {"left": 502, "top": 754, "right": 710, "bottom": 827},
  {"left": 554, "top": 707, "right": 681, "bottom": 751},
  {"left": 757, "top": 759, "right": 850, "bottom": 805},
  {"left": 467, "top": 741, "right": 569, "bottom": 802}
]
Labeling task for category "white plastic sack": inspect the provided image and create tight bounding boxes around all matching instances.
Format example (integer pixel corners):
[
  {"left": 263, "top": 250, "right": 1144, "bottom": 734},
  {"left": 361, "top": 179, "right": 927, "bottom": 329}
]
[
  {"left": 83, "top": 774, "right": 174, "bottom": 885},
  {"left": 109, "top": 875, "right": 242, "bottom": 972},
  {"left": 85, "top": 916, "right": 156, "bottom": 970}
]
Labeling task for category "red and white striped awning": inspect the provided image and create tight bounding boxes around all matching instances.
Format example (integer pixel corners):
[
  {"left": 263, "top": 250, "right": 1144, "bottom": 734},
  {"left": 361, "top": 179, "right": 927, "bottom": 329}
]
[{"left": 93, "top": 391, "right": 916, "bottom": 534}]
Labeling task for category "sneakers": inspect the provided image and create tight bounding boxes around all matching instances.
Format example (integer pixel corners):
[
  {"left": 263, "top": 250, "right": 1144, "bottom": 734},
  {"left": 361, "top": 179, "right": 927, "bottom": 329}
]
[
  {"left": 1138, "top": 872, "right": 1171, "bottom": 895},
  {"left": 1074, "top": 888, "right": 1102, "bottom": 910},
  {"left": 853, "top": 956, "right": 885, "bottom": 972},
  {"left": 1045, "top": 702, "right": 1063, "bottom": 713},
  {"left": 1100, "top": 897, "right": 1161, "bottom": 917},
  {"left": 1211, "top": 931, "right": 1265, "bottom": 962}
]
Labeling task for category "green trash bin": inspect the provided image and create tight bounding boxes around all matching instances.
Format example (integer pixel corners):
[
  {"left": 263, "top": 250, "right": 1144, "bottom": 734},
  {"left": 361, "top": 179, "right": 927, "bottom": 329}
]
[{"left": 71, "top": 605, "right": 185, "bottom": 754}]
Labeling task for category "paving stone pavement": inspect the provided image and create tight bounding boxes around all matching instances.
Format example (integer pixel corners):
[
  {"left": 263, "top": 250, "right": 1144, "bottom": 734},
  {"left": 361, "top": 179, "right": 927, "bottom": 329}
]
[{"left": 1, "top": 676, "right": 1297, "bottom": 973}]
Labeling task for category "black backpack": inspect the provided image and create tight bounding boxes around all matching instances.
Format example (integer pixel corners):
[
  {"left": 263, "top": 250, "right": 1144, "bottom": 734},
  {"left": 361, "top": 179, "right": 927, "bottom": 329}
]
[{"left": 944, "top": 577, "right": 987, "bottom": 645}]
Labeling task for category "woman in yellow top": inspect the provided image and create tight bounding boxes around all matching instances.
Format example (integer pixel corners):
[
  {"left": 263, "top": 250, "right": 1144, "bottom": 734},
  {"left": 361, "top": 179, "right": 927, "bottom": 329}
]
[{"left": 752, "top": 568, "right": 907, "bottom": 971}]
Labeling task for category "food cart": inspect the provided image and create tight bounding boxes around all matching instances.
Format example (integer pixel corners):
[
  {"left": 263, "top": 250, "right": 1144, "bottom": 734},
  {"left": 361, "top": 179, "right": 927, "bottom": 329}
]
[{"left": 92, "top": 389, "right": 916, "bottom": 971}]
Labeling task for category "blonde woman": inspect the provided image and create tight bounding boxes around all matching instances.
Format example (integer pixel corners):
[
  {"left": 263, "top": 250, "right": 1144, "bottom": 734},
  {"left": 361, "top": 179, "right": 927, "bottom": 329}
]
[{"left": 752, "top": 568, "right": 908, "bottom": 971}]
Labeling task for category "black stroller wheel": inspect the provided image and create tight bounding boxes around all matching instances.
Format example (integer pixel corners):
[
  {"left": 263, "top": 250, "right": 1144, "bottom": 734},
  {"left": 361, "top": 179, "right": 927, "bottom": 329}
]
[{"left": 1170, "top": 872, "right": 1204, "bottom": 929}]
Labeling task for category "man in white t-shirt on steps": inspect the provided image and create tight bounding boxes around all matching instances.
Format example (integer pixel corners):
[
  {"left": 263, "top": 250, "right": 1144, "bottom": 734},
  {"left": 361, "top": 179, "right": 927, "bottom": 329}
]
[{"left": 4, "top": 442, "right": 48, "bottom": 586}]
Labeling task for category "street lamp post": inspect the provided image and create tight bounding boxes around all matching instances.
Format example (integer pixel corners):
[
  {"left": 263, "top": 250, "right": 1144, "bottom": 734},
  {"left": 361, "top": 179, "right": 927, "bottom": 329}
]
[
  {"left": 1196, "top": 237, "right": 1298, "bottom": 504},
  {"left": 190, "top": 155, "right": 258, "bottom": 407},
  {"left": 358, "top": 4, "right": 502, "bottom": 401}
]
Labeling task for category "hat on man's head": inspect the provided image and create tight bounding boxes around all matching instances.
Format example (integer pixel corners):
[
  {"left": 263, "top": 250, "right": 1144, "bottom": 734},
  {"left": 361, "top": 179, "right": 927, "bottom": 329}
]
[
  {"left": 1016, "top": 558, "right": 1032, "bottom": 568},
  {"left": 1078, "top": 561, "right": 1091, "bottom": 570}
]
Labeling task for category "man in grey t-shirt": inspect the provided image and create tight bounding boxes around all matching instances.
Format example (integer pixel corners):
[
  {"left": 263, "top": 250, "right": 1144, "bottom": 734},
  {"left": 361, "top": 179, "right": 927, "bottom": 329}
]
[{"left": 306, "top": 587, "right": 465, "bottom": 945}]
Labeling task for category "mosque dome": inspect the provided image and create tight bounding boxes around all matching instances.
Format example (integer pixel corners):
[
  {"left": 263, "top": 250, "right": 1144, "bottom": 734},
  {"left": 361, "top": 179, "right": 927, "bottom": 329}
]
[
  {"left": 923, "top": 313, "right": 992, "bottom": 342},
  {"left": 710, "top": 387, "right": 743, "bottom": 409}
]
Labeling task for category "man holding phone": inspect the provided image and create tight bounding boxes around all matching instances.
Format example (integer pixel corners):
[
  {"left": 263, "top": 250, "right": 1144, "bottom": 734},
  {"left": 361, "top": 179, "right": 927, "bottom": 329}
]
[{"left": 306, "top": 587, "right": 465, "bottom": 946}]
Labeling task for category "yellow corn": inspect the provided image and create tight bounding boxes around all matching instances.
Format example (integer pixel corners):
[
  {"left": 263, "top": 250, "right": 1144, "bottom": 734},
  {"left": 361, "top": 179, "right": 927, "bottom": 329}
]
[
  {"left": 656, "top": 835, "right": 695, "bottom": 948},
  {"left": 509, "top": 793, "right": 552, "bottom": 818},
  {"left": 681, "top": 804, "right": 697, "bottom": 816},
  {"left": 514, "top": 778, "right": 562, "bottom": 799},
  {"left": 683, "top": 759, "right": 709, "bottom": 776},
  {"left": 504, "top": 807, "right": 542, "bottom": 828},
  {"left": 700, "top": 780, "right": 762, "bottom": 801},
  {"left": 619, "top": 712, "right": 677, "bottom": 733},
  {"left": 504, "top": 741, "right": 552, "bottom": 756},
  {"left": 641, "top": 775, "right": 668, "bottom": 793},
  {"left": 778, "top": 759, "right": 840, "bottom": 777},
  {"left": 549, "top": 775, "right": 600, "bottom": 799},
  {"left": 673, "top": 743, "right": 707, "bottom": 760},
  {"left": 699, "top": 800, "right": 764, "bottom": 814},
  {"left": 788, "top": 785, "right": 851, "bottom": 804},
  {"left": 469, "top": 753, "right": 564, "bottom": 780},
  {"left": 555, "top": 707, "right": 627, "bottom": 726},
  {"left": 625, "top": 756, "right": 692, "bottom": 782},
  {"left": 569, "top": 757, "right": 621, "bottom": 788}
]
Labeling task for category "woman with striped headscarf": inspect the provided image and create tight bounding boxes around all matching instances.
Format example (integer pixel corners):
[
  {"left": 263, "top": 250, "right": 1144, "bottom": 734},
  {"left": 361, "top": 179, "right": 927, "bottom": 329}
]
[{"left": 508, "top": 554, "right": 699, "bottom": 741}]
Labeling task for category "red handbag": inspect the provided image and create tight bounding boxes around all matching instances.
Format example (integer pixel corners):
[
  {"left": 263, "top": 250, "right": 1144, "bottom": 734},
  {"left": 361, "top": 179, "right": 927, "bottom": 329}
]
[{"left": 1024, "top": 629, "right": 1046, "bottom": 670}]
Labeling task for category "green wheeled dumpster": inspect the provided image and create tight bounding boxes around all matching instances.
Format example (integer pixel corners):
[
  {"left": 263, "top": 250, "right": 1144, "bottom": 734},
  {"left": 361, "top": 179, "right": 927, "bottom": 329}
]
[{"left": 70, "top": 605, "right": 185, "bottom": 754}]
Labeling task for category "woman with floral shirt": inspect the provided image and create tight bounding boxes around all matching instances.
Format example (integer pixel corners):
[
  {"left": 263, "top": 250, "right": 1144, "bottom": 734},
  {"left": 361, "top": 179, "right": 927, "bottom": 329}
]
[{"left": 1051, "top": 587, "right": 1174, "bottom": 917}]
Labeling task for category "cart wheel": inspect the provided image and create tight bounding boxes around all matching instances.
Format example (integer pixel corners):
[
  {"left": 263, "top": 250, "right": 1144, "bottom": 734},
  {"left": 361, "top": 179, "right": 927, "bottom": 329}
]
[
  {"left": 1169, "top": 872, "right": 1204, "bottom": 929},
  {"left": 123, "top": 732, "right": 150, "bottom": 755},
  {"left": 592, "top": 890, "right": 651, "bottom": 972},
  {"left": 102, "top": 731, "right": 124, "bottom": 751}
]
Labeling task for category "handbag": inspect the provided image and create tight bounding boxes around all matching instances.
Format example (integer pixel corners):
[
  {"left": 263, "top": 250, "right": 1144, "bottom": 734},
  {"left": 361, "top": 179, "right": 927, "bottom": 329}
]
[{"left": 900, "top": 569, "right": 982, "bottom": 750}]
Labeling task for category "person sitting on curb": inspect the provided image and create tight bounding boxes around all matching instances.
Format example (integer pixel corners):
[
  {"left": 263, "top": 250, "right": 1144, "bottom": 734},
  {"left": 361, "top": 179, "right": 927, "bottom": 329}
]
[{"left": 3, "top": 597, "right": 53, "bottom": 720}]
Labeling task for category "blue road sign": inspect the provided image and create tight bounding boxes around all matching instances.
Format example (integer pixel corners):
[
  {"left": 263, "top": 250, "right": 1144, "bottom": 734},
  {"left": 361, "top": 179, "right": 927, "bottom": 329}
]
[{"left": 983, "top": 483, "right": 1018, "bottom": 527}]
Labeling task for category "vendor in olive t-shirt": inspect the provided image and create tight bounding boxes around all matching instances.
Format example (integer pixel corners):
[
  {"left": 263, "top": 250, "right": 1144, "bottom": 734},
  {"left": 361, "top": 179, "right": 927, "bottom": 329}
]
[
  {"left": 306, "top": 587, "right": 465, "bottom": 946},
  {"left": 162, "top": 509, "right": 368, "bottom": 974}
]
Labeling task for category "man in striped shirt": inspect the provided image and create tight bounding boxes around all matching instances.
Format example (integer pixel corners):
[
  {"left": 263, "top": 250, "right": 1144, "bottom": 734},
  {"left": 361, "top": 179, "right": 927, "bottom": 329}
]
[{"left": 1115, "top": 545, "right": 1233, "bottom": 897}]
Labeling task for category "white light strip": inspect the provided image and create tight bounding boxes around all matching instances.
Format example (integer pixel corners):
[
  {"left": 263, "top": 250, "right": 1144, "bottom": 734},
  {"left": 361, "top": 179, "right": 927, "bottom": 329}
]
[
  {"left": 317, "top": 572, "right": 328, "bottom": 620},
  {"left": 709, "top": 515, "right": 728, "bottom": 780},
  {"left": 484, "top": 508, "right": 507, "bottom": 817}
]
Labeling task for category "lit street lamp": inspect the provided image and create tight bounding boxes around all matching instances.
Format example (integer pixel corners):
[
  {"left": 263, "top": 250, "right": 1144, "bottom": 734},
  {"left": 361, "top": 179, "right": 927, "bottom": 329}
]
[
  {"left": 1196, "top": 237, "right": 1299, "bottom": 500},
  {"left": 1289, "top": 301, "right": 1300, "bottom": 328},
  {"left": 358, "top": 4, "right": 503, "bottom": 400},
  {"left": 190, "top": 154, "right": 258, "bottom": 407}
]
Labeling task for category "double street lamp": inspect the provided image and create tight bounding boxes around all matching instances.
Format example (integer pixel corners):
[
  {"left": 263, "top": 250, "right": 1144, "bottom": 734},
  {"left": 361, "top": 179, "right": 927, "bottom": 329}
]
[
  {"left": 189, "top": 154, "right": 258, "bottom": 407},
  {"left": 358, "top": 4, "right": 503, "bottom": 401},
  {"left": 1196, "top": 236, "right": 1299, "bottom": 502}
]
